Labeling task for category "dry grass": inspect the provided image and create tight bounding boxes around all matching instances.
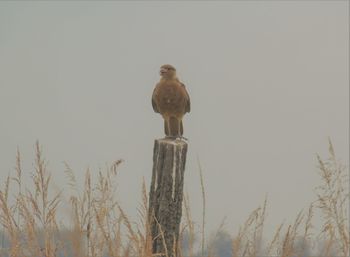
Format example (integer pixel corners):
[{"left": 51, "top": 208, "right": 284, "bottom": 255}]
[
  {"left": 315, "top": 140, "right": 349, "bottom": 257},
  {"left": 0, "top": 140, "right": 348, "bottom": 257}
]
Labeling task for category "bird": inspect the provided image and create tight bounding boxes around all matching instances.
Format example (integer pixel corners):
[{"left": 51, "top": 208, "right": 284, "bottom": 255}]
[{"left": 152, "top": 64, "right": 190, "bottom": 139}]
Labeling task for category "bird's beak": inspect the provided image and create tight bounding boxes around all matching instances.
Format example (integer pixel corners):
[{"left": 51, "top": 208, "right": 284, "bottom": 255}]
[{"left": 160, "top": 68, "right": 167, "bottom": 75}]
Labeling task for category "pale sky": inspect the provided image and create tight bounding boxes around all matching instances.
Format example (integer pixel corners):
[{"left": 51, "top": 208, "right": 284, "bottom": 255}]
[{"left": 0, "top": 1, "right": 348, "bottom": 238}]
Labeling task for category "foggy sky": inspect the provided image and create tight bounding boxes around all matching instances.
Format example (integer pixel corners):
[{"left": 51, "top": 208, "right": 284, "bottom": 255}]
[{"left": 0, "top": 1, "right": 348, "bottom": 237}]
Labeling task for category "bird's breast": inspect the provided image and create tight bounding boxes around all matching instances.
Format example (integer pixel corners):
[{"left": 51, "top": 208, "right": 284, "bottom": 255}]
[{"left": 154, "top": 81, "right": 187, "bottom": 116}]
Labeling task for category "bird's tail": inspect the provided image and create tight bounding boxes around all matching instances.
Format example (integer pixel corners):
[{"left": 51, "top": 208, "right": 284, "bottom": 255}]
[
  {"left": 180, "top": 120, "right": 183, "bottom": 136},
  {"left": 169, "top": 116, "right": 181, "bottom": 137}
]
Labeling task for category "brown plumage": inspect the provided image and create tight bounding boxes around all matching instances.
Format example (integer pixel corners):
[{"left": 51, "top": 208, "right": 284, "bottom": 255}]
[{"left": 152, "top": 64, "right": 190, "bottom": 138}]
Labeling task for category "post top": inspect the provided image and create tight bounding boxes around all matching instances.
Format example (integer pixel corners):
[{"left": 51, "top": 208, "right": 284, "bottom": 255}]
[{"left": 155, "top": 138, "right": 188, "bottom": 146}]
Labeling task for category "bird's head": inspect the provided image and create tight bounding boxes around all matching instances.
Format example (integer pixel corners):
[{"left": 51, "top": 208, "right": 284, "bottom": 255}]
[{"left": 159, "top": 64, "right": 176, "bottom": 79}]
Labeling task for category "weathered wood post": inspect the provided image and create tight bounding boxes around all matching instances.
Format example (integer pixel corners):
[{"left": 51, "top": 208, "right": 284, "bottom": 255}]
[{"left": 148, "top": 138, "right": 188, "bottom": 257}]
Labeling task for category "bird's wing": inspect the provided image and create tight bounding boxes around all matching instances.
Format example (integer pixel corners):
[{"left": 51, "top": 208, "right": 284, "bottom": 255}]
[
  {"left": 152, "top": 87, "right": 159, "bottom": 113},
  {"left": 181, "top": 83, "right": 191, "bottom": 113}
]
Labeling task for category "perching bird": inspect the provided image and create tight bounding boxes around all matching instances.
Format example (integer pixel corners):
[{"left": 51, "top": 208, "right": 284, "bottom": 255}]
[{"left": 152, "top": 64, "right": 190, "bottom": 139}]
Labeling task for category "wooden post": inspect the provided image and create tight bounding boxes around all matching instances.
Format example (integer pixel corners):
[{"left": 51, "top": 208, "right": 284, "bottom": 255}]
[{"left": 148, "top": 138, "right": 188, "bottom": 257}]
